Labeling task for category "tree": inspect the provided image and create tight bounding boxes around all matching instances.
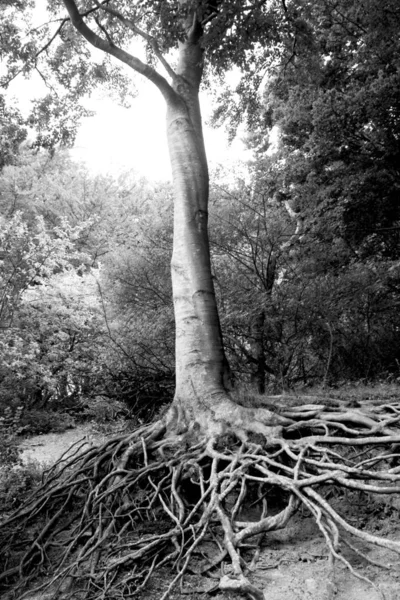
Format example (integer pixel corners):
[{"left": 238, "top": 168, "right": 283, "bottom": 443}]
[
  {"left": 2, "top": 2, "right": 400, "bottom": 599},
  {"left": 98, "top": 178, "right": 176, "bottom": 415},
  {"left": 0, "top": 149, "right": 153, "bottom": 262},
  {"left": 0, "top": 211, "right": 86, "bottom": 329},
  {"left": 213, "top": 159, "right": 400, "bottom": 388},
  {"left": 242, "top": 0, "right": 400, "bottom": 383},
  {"left": 1, "top": 269, "right": 107, "bottom": 410},
  {"left": 0, "top": 211, "right": 99, "bottom": 408},
  {"left": 246, "top": 0, "right": 400, "bottom": 260},
  {"left": 0, "top": 148, "right": 176, "bottom": 413},
  {"left": 0, "top": 96, "right": 27, "bottom": 170},
  {"left": 209, "top": 174, "right": 291, "bottom": 391}
]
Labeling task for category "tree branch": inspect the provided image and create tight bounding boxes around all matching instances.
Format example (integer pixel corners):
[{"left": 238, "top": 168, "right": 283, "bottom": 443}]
[
  {"left": 94, "top": 15, "right": 114, "bottom": 45},
  {"left": 61, "top": 0, "right": 175, "bottom": 102},
  {"left": 95, "top": 1, "right": 177, "bottom": 82},
  {"left": 1, "top": 19, "right": 67, "bottom": 87}
]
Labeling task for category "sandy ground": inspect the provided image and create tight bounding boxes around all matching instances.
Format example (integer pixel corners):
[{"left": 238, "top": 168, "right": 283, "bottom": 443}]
[{"left": 18, "top": 425, "right": 106, "bottom": 466}]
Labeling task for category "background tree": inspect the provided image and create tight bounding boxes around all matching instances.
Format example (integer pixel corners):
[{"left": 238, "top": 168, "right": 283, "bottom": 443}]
[
  {"left": 0, "top": 149, "right": 176, "bottom": 418},
  {"left": 213, "top": 156, "right": 400, "bottom": 389},
  {"left": 241, "top": 0, "right": 400, "bottom": 384},
  {"left": 209, "top": 174, "right": 292, "bottom": 391},
  {"left": 98, "top": 178, "right": 176, "bottom": 415},
  {"left": 0, "top": 96, "right": 27, "bottom": 170},
  {"left": 0, "top": 211, "right": 96, "bottom": 410}
]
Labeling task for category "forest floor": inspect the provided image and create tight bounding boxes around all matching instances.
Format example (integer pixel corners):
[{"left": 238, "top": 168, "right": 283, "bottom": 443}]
[
  {"left": 14, "top": 383, "right": 400, "bottom": 600},
  {"left": 19, "top": 424, "right": 110, "bottom": 466},
  {"left": 140, "top": 502, "right": 400, "bottom": 600}
]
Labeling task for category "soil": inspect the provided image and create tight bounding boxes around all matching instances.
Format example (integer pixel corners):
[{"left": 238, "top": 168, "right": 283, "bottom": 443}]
[
  {"left": 141, "top": 506, "right": 400, "bottom": 600},
  {"left": 16, "top": 426, "right": 400, "bottom": 600},
  {"left": 18, "top": 425, "right": 110, "bottom": 466}
]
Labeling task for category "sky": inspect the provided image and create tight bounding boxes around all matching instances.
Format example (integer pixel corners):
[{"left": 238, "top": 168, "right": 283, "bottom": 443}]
[
  {"left": 6, "top": 41, "right": 250, "bottom": 182},
  {"left": 69, "top": 80, "right": 250, "bottom": 181}
]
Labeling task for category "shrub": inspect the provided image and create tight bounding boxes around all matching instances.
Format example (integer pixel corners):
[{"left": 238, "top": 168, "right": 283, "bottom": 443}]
[
  {"left": 19, "top": 410, "right": 75, "bottom": 436},
  {"left": 0, "top": 461, "right": 44, "bottom": 513},
  {"left": 0, "top": 406, "right": 24, "bottom": 469},
  {"left": 81, "top": 396, "right": 128, "bottom": 423},
  {"left": 0, "top": 432, "right": 22, "bottom": 469}
]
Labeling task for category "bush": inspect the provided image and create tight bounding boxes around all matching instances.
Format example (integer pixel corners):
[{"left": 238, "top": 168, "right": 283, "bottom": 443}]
[
  {"left": 19, "top": 410, "right": 75, "bottom": 436},
  {"left": 0, "top": 432, "right": 22, "bottom": 469},
  {"left": 0, "top": 406, "right": 24, "bottom": 469},
  {"left": 0, "top": 461, "right": 44, "bottom": 513},
  {"left": 80, "top": 396, "right": 129, "bottom": 423}
]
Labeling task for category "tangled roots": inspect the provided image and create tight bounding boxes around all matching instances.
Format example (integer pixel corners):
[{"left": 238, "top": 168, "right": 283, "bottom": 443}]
[{"left": 2, "top": 398, "right": 400, "bottom": 599}]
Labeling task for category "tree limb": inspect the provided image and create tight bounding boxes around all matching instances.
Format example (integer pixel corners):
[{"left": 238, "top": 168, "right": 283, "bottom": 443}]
[
  {"left": 61, "top": 0, "right": 175, "bottom": 102},
  {"left": 94, "top": 1, "right": 177, "bottom": 81}
]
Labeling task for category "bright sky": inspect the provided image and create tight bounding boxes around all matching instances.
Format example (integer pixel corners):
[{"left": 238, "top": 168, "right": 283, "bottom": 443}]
[
  {"left": 7, "top": 57, "right": 250, "bottom": 183},
  {"left": 69, "top": 81, "right": 249, "bottom": 181}
]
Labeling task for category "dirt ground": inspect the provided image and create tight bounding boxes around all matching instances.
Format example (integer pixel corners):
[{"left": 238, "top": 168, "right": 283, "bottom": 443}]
[
  {"left": 238, "top": 513, "right": 400, "bottom": 600},
  {"left": 18, "top": 425, "right": 400, "bottom": 600},
  {"left": 139, "top": 507, "right": 400, "bottom": 600},
  {"left": 18, "top": 425, "right": 109, "bottom": 465}
]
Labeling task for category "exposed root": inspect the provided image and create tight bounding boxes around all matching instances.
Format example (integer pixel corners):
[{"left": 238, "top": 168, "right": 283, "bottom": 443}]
[{"left": 1, "top": 398, "right": 400, "bottom": 599}]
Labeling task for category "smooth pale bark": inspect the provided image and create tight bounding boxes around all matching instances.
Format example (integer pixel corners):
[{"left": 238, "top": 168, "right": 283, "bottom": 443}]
[{"left": 165, "top": 33, "right": 232, "bottom": 431}]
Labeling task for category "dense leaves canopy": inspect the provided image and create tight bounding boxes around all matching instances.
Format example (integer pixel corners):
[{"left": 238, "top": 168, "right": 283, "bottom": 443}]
[{"left": 246, "top": 0, "right": 400, "bottom": 259}]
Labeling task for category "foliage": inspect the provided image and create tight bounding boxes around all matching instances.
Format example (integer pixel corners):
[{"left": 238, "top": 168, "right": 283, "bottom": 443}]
[
  {"left": 0, "top": 150, "right": 135, "bottom": 261},
  {"left": 207, "top": 0, "right": 400, "bottom": 390},
  {"left": 4, "top": 0, "right": 398, "bottom": 395},
  {"left": 18, "top": 409, "right": 76, "bottom": 436},
  {"left": 0, "top": 1, "right": 92, "bottom": 150},
  {"left": 0, "top": 209, "right": 86, "bottom": 321},
  {"left": 0, "top": 210, "right": 104, "bottom": 410},
  {"left": 210, "top": 171, "right": 400, "bottom": 389},
  {"left": 248, "top": 0, "right": 400, "bottom": 260},
  {"left": 80, "top": 175, "right": 177, "bottom": 415},
  {"left": 0, "top": 406, "right": 24, "bottom": 495},
  {"left": 0, "top": 461, "right": 44, "bottom": 514},
  {"left": 0, "top": 151, "right": 177, "bottom": 417},
  {"left": 81, "top": 396, "right": 128, "bottom": 423},
  {"left": 0, "top": 406, "right": 23, "bottom": 474},
  {"left": 0, "top": 432, "right": 22, "bottom": 471},
  {"left": 0, "top": 95, "right": 27, "bottom": 170}
]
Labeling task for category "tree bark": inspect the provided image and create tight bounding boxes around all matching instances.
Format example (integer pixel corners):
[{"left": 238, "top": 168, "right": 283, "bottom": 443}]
[
  {"left": 165, "top": 26, "right": 232, "bottom": 432},
  {"left": 250, "top": 309, "right": 266, "bottom": 394}
]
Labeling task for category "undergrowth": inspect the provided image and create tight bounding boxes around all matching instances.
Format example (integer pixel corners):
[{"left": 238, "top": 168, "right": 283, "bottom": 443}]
[{"left": 0, "top": 461, "right": 45, "bottom": 515}]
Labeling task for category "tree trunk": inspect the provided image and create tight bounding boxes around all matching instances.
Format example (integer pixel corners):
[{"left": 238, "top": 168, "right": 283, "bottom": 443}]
[
  {"left": 160, "top": 31, "right": 289, "bottom": 439},
  {"left": 250, "top": 251, "right": 276, "bottom": 393},
  {"left": 164, "top": 34, "right": 234, "bottom": 434},
  {"left": 250, "top": 310, "right": 266, "bottom": 394}
]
